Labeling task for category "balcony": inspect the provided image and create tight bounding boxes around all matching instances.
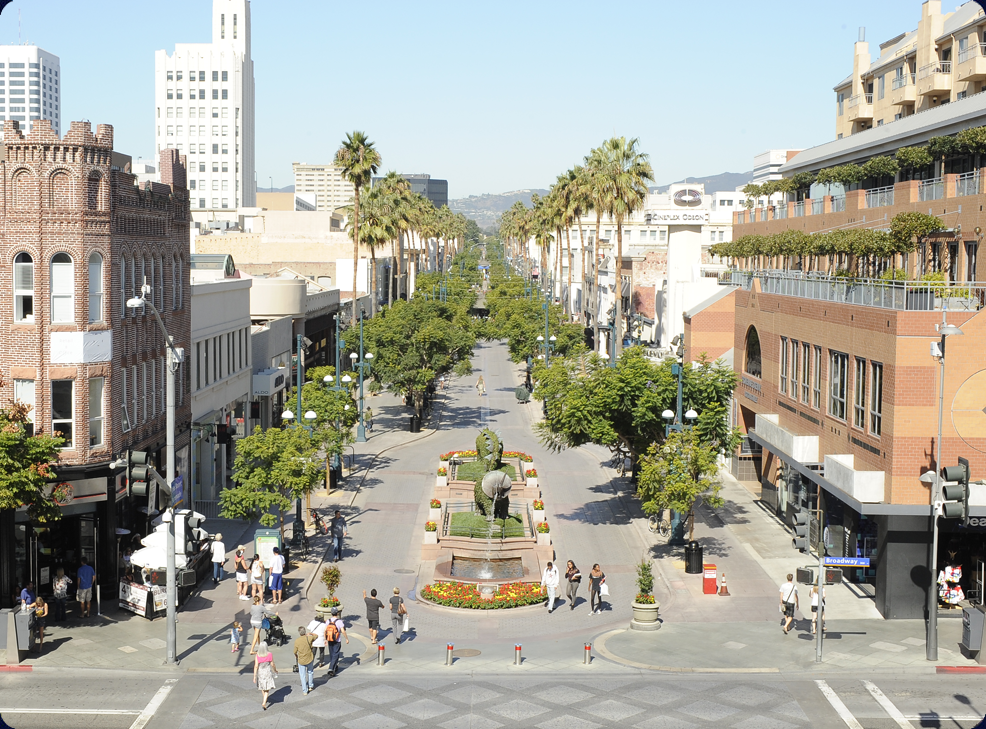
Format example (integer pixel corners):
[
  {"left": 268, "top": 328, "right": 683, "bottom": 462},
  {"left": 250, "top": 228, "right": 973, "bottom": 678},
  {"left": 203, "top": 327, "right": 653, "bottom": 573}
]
[
  {"left": 956, "top": 171, "right": 981, "bottom": 197},
  {"left": 957, "top": 43, "right": 986, "bottom": 81},
  {"left": 917, "top": 61, "right": 952, "bottom": 97},
  {"left": 918, "top": 177, "right": 943, "bottom": 202},
  {"left": 864, "top": 185, "right": 894, "bottom": 208},
  {"left": 846, "top": 93, "right": 874, "bottom": 122},
  {"left": 890, "top": 73, "right": 917, "bottom": 106}
]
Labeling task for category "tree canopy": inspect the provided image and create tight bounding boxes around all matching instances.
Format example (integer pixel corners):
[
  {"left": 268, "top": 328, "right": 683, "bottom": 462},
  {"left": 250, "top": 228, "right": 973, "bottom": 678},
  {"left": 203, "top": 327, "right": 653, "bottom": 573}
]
[{"left": 0, "top": 399, "right": 65, "bottom": 524}]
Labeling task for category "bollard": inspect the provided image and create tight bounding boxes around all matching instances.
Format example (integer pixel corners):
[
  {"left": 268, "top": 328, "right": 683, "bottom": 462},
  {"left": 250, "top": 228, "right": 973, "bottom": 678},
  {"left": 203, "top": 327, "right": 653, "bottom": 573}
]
[
  {"left": 446, "top": 643, "right": 454, "bottom": 666},
  {"left": 377, "top": 644, "right": 385, "bottom": 666},
  {"left": 719, "top": 572, "right": 730, "bottom": 596},
  {"left": 514, "top": 643, "right": 522, "bottom": 666},
  {"left": 583, "top": 642, "right": 592, "bottom": 665}
]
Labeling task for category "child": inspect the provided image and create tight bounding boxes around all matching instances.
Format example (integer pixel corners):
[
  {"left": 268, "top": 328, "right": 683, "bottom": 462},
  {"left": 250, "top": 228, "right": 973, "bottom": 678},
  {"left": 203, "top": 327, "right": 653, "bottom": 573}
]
[{"left": 231, "top": 621, "right": 242, "bottom": 653}]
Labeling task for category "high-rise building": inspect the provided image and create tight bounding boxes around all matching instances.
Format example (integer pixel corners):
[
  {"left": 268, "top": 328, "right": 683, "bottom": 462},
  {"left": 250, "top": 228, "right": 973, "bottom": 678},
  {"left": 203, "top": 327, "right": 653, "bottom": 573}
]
[
  {"left": 292, "top": 163, "right": 355, "bottom": 213},
  {"left": 0, "top": 45, "right": 60, "bottom": 136},
  {"left": 155, "top": 0, "right": 255, "bottom": 225},
  {"left": 371, "top": 173, "right": 449, "bottom": 208}
]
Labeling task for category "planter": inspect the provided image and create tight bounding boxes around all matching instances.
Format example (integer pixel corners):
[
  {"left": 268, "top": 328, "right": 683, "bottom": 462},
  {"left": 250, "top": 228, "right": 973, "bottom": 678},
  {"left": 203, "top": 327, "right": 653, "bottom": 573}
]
[
  {"left": 436, "top": 476, "right": 448, "bottom": 488},
  {"left": 630, "top": 600, "right": 661, "bottom": 631},
  {"left": 315, "top": 604, "right": 342, "bottom": 620},
  {"left": 536, "top": 532, "right": 551, "bottom": 546},
  {"left": 526, "top": 477, "right": 538, "bottom": 489},
  {"left": 424, "top": 531, "right": 438, "bottom": 544},
  {"left": 428, "top": 508, "right": 442, "bottom": 522}
]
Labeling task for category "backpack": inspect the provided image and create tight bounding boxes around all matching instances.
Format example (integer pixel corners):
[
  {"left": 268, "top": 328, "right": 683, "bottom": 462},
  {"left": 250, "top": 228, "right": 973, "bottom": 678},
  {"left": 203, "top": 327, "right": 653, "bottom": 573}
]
[{"left": 326, "top": 620, "right": 340, "bottom": 642}]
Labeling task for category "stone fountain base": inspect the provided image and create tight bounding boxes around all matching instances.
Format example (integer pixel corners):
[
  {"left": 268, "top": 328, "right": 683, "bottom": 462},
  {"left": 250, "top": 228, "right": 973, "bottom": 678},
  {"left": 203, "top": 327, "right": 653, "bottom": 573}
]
[{"left": 431, "top": 535, "right": 552, "bottom": 585}]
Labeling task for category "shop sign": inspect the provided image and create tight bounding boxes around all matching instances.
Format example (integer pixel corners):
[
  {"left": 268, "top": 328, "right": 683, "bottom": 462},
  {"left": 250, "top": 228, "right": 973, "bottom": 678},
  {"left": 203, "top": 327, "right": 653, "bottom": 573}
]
[
  {"left": 648, "top": 211, "right": 710, "bottom": 224},
  {"left": 824, "top": 557, "right": 870, "bottom": 567},
  {"left": 119, "top": 581, "right": 167, "bottom": 618}
]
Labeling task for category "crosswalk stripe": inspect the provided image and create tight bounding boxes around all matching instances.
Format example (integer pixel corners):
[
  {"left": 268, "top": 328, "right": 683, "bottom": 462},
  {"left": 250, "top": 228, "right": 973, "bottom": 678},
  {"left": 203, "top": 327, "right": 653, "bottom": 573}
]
[
  {"left": 815, "top": 680, "right": 864, "bottom": 729},
  {"left": 862, "top": 680, "right": 913, "bottom": 729},
  {"left": 128, "top": 678, "right": 178, "bottom": 729}
]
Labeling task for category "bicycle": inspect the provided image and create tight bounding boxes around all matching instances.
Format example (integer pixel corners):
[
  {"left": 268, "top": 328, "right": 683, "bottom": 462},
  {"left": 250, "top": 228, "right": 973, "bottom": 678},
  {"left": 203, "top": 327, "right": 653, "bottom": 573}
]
[
  {"left": 609, "top": 451, "right": 628, "bottom": 478},
  {"left": 648, "top": 511, "right": 672, "bottom": 541},
  {"left": 308, "top": 508, "right": 327, "bottom": 536}
]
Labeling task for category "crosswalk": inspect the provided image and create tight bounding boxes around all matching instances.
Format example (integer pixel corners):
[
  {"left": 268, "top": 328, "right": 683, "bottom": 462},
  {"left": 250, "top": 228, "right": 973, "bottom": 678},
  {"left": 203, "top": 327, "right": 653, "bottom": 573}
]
[{"left": 817, "top": 678, "right": 986, "bottom": 728}]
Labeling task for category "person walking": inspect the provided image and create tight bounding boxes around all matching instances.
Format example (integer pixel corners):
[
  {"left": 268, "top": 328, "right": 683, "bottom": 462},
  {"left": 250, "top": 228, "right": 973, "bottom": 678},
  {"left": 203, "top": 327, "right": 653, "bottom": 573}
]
[
  {"left": 326, "top": 607, "right": 349, "bottom": 677},
  {"left": 565, "top": 560, "right": 582, "bottom": 611},
  {"left": 253, "top": 641, "right": 277, "bottom": 710},
  {"left": 364, "top": 407, "right": 373, "bottom": 433},
  {"left": 475, "top": 375, "right": 486, "bottom": 397},
  {"left": 307, "top": 615, "right": 328, "bottom": 667},
  {"left": 76, "top": 557, "right": 95, "bottom": 619},
  {"left": 541, "top": 561, "right": 560, "bottom": 613},
  {"left": 293, "top": 626, "right": 317, "bottom": 695},
  {"left": 250, "top": 554, "right": 265, "bottom": 600},
  {"left": 52, "top": 568, "right": 72, "bottom": 622},
  {"left": 330, "top": 511, "right": 347, "bottom": 563},
  {"left": 234, "top": 549, "right": 249, "bottom": 599},
  {"left": 780, "top": 573, "right": 799, "bottom": 635},
  {"left": 390, "top": 587, "right": 406, "bottom": 645},
  {"left": 32, "top": 597, "right": 48, "bottom": 653},
  {"left": 211, "top": 533, "right": 226, "bottom": 585},
  {"left": 269, "top": 547, "right": 285, "bottom": 604},
  {"left": 810, "top": 584, "right": 826, "bottom": 635},
  {"left": 363, "top": 588, "right": 385, "bottom": 644},
  {"left": 588, "top": 564, "right": 606, "bottom": 615},
  {"left": 249, "top": 596, "right": 275, "bottom": 654}
]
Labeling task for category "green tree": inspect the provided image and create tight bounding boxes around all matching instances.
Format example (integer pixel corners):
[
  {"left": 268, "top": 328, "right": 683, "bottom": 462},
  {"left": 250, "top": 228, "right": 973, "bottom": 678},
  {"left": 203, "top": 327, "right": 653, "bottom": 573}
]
[
  {"left": 637, "top": 428, "right": 723, "bottom": 541},
  {"left": 288, "top": 365, "right": 359, "bottom": 479},
  {"left": 0, "top": 400, "right": 65, "bottom": 524},
  {"left": 334, "top": 131, "right": 382, "bottom": 323},
  {"left": 220, "top": 425, "right": 324, "bottom": 535}
]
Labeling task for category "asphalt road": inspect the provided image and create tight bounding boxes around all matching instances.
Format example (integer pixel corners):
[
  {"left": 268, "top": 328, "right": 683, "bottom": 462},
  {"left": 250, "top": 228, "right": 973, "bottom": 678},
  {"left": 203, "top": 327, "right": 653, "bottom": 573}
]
[{"left": 4, "top": 668, "right": 986, "bottom": 729}]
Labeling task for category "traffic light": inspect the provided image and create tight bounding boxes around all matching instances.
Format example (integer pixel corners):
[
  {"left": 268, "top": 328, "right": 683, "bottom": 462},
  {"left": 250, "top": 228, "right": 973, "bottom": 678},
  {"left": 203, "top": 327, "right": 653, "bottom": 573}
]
[
  {"left": 128, "top": 450, "right": 149, "bottom": 498},
  {"left": 793, "top": 511, "right": 809, "bottom": 552},
  {"left": 942, "top": 456, "right": 971, "bottom": 521}
]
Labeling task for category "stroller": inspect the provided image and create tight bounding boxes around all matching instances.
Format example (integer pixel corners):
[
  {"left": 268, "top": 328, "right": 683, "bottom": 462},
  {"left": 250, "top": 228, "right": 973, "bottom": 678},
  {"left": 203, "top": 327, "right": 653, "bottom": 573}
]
[{"left": 261, "top": 614, "right": 288, "bottom": 646}]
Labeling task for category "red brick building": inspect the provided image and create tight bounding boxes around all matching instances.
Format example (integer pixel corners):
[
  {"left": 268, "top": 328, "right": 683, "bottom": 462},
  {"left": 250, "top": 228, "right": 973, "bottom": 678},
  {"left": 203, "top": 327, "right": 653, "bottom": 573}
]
[{"left": 0, "top": 120, "right": 191, "bottom": 607}]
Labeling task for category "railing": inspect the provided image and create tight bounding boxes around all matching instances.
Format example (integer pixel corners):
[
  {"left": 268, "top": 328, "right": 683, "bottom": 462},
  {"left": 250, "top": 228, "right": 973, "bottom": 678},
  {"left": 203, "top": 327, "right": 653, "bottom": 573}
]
[
  {"left": 892, "top": 73, "right": 916, "bottom": 90},
  {"left": 727, "top": 270, "right": 985, "bottom": 312},
  {"left": 194, "top": 500, "right": 222, "bottom": 519},
  {"left": 775, "top": 204, "right": 788, "bottom": 220},
  {"left": 759, "top": 208, "right": 767, "bottom": 222},
  {"left": 865, "top": 185, "right": 895, "bottom": 208},
  {"left": 956, "top": 171, "right": 980, "bottom": 197},
  {"left": 441, "top": 500, "right": 534, "bottom": 539},
  {"left": 831, "top": 195, "right": 846, "bottom": 213},
  {"left": 737, "top": 211, "right": 746, "bottom": 224},
  {"left": 919, "top": 177, "right": 944, "bottom": 201},
  {"left": 958, "top": 43, "right": 986, "bottom": 63},
  {"left": 847, "top": 94, "right": 873, "bottom": 108},
  {"left": 792, "top": 201, "right": 805, "bottom": 218},
  {"left": 811, "top": 200, "right": 824, "bottom": 216},
  {"left": 919, "top": 61, "right": 952, "bottom": 79}
]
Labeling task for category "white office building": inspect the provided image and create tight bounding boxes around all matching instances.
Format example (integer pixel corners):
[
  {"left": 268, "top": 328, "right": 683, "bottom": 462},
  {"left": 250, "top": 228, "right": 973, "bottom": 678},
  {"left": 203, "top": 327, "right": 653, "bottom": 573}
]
[
  {"left": 0, "top": 45, "right": 60, "bottom": 135},
  {"left": 154, "top": 0, "right": 256, "bottom": 227},
  {"left": 293, "top": 163, "right": 356, "bottom": 214}
]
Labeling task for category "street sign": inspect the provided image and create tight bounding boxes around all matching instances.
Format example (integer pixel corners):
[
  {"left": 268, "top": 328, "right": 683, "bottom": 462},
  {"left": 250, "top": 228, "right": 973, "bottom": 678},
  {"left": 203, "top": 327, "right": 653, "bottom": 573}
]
[
  {"left": 477, "top": 265, "right": 490, "bottom": 270},
  {"left": 824, "top": 557, "right": 870, "bottom": 567},
  {"left": 171, "top": 475, "right": 183, "bottom": 506}
]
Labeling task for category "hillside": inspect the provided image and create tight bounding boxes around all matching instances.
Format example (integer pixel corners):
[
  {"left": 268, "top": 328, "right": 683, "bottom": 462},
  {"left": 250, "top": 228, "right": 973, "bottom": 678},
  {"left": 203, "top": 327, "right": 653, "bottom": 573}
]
[{"left": 449, "top": 189, "right": 550, "bottom": 230}]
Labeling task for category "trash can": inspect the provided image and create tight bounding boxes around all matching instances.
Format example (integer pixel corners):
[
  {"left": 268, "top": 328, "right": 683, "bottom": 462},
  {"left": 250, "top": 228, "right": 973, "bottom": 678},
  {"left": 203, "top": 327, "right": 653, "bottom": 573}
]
[
  {"left": 684, "top": 540, "right": 704, "bottom": 574},
  {"left": 961, "top": 604, "right": 986, "bottom": 659},
  {"left": 409, "top": 415, "right": 421, "bottom": 433},
  {"left": 703, "top": 564, "right": 717, "bottom": 594}
]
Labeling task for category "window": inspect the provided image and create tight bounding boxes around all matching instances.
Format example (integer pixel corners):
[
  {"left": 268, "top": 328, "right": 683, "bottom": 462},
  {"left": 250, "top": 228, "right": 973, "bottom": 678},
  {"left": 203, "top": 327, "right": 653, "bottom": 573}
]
[
  {"left": 50, "top": 253, "right": 73, "bottom": 322},
  {"left": 88, "top": 252, "right": 103, "bottom": 322},
  {"left": 214, "top": 336, "right": 220, "bottom": 381},
  {"left": 195, "top": 341, "right": 202, "bottom": 390},
  {"left": 204, "top": 339, "right": 211, "bottom": 385},
  {"left": 212, "top": 125, "right": 218, "bottom": 137},
  {"left": 131, "top": 365, "right": 138, "bottom": 426},
  {"left": 176, "top": 256, "right": 183, "bottom": 308},
  {"left": 870, "top": 363, "right": 883, "bottom": 436},
  {"left": 222, "top": 107, "right": 228, "bottom": 118},
  {"left": 52, "top": 380, "right": 73, "bottom": 448},
  {"left": 710, "top": 230, "right": 716, "bottom": 243},
  {"left": 213, "top": 71, "right": 219, "bottom": 82},
  {"left": 791, "top": 340, "right": 799, "bottom": 399},
  {"left": 222, "top": 125, "right": 228, "bottom": 136},
  {"left": 142, "top": 361, "right": 148, "bottom": 423},
  {"left": 121, "top": 368, "right": 131, "bottom": 432},
  {"left": 222, "top": 71, "right": 228, "bottom": 82},
  {"left": 222, "top": 180, "right": 228, "bottom": 191},
  {"left": 199, "top": 71, "right": 205, "bottom": 82},
  {"left": 744, "top": 327, "right": 762, "bottom": 378},
  {"left": 222, "top": 89, "right": 228, "bottom": 100},
  {"left": 853, "top": 357, "right": 866, "bottom": 429},
  {"left": 812, "top": 346, "right": 822, "bottom": 408},
  {"left": 212, "top": 89, "right": 218, "bottom": 100},
  {"left": 659, "top": 230, "right": 667, "bottom": 242},
  {"left": 829, "top": 351, "right": 848, "bottom": 420},
  {"left": 878, "top": 74, "right": 885, "bottom": 100},
  {"left": 838, "top": 92, "right": 845, "bottom": 116},
  {"left": 120, "top": 253, "right": 129, "bottom": 319},
  {"left": 801, "top": 342, "right": 810, "bottom": 403},
  {"left": 13, "top": 379, "right": 34, "bottom": 422},
  {"left": 151, "top": 359, "right": 157, "bottom": 418},
  {"left": 212, "top": 180, "right": 219, "bottom": 191},
  {"left": 221, "top": 144, "right": 228, "bottom": 154},
  {"left": 13, "top": 251, "right": 34, "bottom": 322},
  {"left": 779, "top": 338, "right": 789, "bottom": 394},
  {"left": 212, "top": 144, "right": 219, "bottom": 154},
  {"left": 89, "top": 378, "right": 104, "bottom": 447},
  {"left": 129, "top": 256, "right": 136, "bottom": 317}
]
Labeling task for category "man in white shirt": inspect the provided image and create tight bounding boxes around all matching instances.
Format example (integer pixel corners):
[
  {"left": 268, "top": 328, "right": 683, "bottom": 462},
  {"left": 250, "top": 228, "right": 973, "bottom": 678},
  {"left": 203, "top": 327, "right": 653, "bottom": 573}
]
[
  {"left": 779, "top": 573, "right": 799, "bottom": 634},
  {"left": 541, "top": 561, "right": 560, "bottom": 613},
  {"left": 269, "top": 547, "right": 286, "bottom": 604},
  {"left": 210, "top": 533, "right": 226, "bottom": 585}
]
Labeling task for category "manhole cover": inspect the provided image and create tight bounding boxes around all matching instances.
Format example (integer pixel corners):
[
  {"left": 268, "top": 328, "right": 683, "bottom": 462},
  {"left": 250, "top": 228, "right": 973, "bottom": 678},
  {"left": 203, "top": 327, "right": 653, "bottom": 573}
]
[
  {"left": 452, "top": 649, "right": 481, "bottom": 658},
  {"left": 394, "top": 569, "right": 414, "bottom": 574}
]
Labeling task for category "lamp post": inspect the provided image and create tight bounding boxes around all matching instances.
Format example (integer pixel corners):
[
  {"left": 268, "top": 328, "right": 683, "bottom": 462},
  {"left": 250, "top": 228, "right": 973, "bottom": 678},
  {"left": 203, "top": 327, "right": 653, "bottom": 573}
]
[
  {"left": 925, "top": 312, "right": 964, "bottom": 661},
  {"left": 126, "top": 285, "right": 183, "bottom": 665},
  {"left": 350, "top": 310, "right": 374, "bottom": 443}
]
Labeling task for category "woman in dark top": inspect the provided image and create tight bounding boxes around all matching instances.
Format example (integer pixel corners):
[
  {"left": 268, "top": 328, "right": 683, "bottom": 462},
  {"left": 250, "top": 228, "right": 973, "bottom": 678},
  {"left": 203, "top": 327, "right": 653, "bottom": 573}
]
[
  {"left": 588, "top": 564, "right": 606, "bottom": 615},
  {"left": 565, "top": 561, "right": 581, "bottom": 611},
  {"left": 33, "top": 597, "right": 49, "bottom": 652},
  {"left": 234, "top": 550, "right": 249, "bottom": 600}
]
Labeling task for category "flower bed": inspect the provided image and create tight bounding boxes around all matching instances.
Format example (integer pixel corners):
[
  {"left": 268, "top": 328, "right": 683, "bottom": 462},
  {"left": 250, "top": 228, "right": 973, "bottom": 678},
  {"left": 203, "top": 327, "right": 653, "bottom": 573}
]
[
  {"left": 425, "top": 521, "right": 438, "bottom": 532},
  {"left": 421, "top": 581, "right": 547, "bottom": 609},
  {"left": 533, "top": 499, "right": 544, "bottom": 510},
  {"left": 440, "top": 450, "right": 534, "bottom": 463},
  {"left": 536, "top": 521, "right": 550, "bottom": 533},
  {"left": 635, "top": 593, "right": 656, "bottom": 605},
  {"left": 525, "top": 469, "right": 538, "bottom": 478},
  {"left": 430, "top": 498, "right": 442, "bottom": 509},
  {"left": 318, "top": 596, "right": 340, "bottom": 609},
  {"left": 437, "top": 467, "right": 447, "bottom": 477}
]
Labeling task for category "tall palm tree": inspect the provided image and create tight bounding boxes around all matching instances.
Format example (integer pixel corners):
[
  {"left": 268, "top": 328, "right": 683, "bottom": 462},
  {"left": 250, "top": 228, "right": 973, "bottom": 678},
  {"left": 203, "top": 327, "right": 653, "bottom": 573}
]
[
  {"left": 569, "top": 166, "right": 591, "bottom": 318},
  {"left": 334, "top": 131, "right": 381, "bottom": 322},
  {"left": 376, "top": 171, "right": 412, "bottom": 306},
  {"left": 584, "top": 144, "right": 614, "bottom": 354},
  {"left": 600, "top": 136, "right": 653, "bottom": 356}
]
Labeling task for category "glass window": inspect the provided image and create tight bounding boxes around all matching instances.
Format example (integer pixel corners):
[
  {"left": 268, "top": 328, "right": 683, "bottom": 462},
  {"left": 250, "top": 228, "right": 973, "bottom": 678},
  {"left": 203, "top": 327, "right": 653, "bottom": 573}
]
[
  {"left": 779, "top": 337, "right": 788, "bottom": 394},
  {"left": 853, "top": 357, "right": 866, "bottom": 429},
  {"left": 204, "top": 338, "right": 211, "bottom": 385},
  {"left": 222, "top": 89, "right": 228, "bottom": 100},
  {"left": 89, "top": 377, "right": 104, "bottom": 447},
  {"left": 195, "top": 341, "right": 202, "bottom": 390},
  {"left": 222, "top": 71, "right": 228, "bottom": 82},
  {"left": 50, "top": 252, "right": 73, "bottom": 322},
  {"left": 131, "top": 365, "right": 138, "bottom": 425},
  {"left": 812, "top": 346, "right": 822, "bottom": 408},
  {"left": 212, "top": 89, "right": 218, "bottom": 100},
  {"left": 142, "top": 362, "right": 148, "bottom": 423},
  {"left": 13, "top": 379, "right": 34, "bottom": 422},
  {"left": 829, "top": 351, "right": 848, "bottom": 420},
  {"left": 151, "top": 359, "right": 157, "bottom": 418},
  {"left": 121, "top": 368, "right": 131, "bottom": 432},
  {"left": 51, "top": 380, "right": 73, "bottom": 448},
  {"left": 213, "top": 71, "right": 218, "bottom": 82},
  {"left": 213, "top": 336, "right": 220, "bottom": 382},
  {"left": 801, "top": 342, "right": 810, "bottom": 403},
  {"left": 870, "top": 363, "right": 883, "bottom": 436},
  {"left": 88, "top": 252, "right": 103, "bottom": 322},
  {"left": 13, "top": 251, "right": 34, "bottom": 322},
  {"left": 199, "top": 71, "right": 205, "bottom": 82},
  {"left": 744, "top": 327, "right": 762, "bottom": 378},
  {"left": 791, "top": 340, "right": 799, "bottom": 399}
]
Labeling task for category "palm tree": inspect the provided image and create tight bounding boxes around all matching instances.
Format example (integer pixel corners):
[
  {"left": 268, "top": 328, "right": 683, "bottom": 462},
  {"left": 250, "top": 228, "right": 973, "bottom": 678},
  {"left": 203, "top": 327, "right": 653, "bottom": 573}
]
[
  {"left": 334, "top": 131, "right": 381, "bottom": 323},
  {"left": 599, "top": 136, "right": 653, "bottom": 356},
  {"left": 584, "top": 144, "right": 614, "bottom": 354},
  {"left": 568, "top": 166, "right": 591, "bottom": 317},
  {"left": 376, "top": 172, "right": 412, "bottom": 306}
]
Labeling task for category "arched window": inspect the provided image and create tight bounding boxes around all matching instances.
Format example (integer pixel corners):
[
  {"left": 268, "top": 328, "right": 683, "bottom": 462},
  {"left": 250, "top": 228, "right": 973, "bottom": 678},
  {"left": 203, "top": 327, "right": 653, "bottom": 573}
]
[
  {"left": 129, "top": 255, "right": 136, "bottom": 318},
  {"left": 12, "top": 171, "right": 33, "bottom": 209},
  {"left": 176, "top": 256, "right": 184, "bottom": 309},
  {"left": 157, "top": 255, "right": 164, "bottom": 310},
  {"left": 50, "top": 253, "right": 74, "bottom": 322},
  {"left": 86, "top": 174, "right": 103, "bottom": 210},
  {"left": 171, "top": 254, "right": 178, "bottom": 310},
  {"left": 13, "top": 252, "right": 34, "bottom": 322},
  {"left": 88, "top": 252, "right": 103, "bottom": 323},
  {"left": 138, "top": 254, "right": 145, "bottom": 315},
  {"left": 149, "top": 256, "right": 156, "bottom": 309},
  {"left": 120, "top": 253, "right": 129, "bottom": 319},
  {"left": 744, "top": 326, "right": 762, "bottom": 378}
]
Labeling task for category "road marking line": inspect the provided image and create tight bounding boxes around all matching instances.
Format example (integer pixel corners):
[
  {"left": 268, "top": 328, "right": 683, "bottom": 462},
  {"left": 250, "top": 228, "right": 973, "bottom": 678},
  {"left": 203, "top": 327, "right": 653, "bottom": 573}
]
[
  {"left": 815, "top": 680, "right": 864, "bottom": 729},
  {"left": 862, "top": 680, "right": 913, "bottom": 728},
  {"left": 0, "top": 708, "right": 140, "bottom": 715},
  {"left": 128, "top": 678, "right": 178, "bottom": 729}
]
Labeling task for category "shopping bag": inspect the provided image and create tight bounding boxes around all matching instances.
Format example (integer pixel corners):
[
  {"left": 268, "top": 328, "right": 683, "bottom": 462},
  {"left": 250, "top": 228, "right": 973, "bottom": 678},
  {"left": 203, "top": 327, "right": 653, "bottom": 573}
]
[
  {"left": 600, "top": 583, "right": 610, "bottom": 597},
  {"left": 402, "top": 615, "right": 410, "bottom": 633}
]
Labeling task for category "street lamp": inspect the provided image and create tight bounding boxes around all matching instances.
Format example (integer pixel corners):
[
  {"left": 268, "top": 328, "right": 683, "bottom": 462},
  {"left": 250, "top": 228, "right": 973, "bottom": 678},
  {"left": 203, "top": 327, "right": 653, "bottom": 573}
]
[
  {"left": 926, "top": 313, "right": 964, "bottom": 661},
  {"left": 126, "top": 286, "right": 184, "bottom": 665},
  {"left": 350, "top": 311, "right": 374, "bottom": 443}
]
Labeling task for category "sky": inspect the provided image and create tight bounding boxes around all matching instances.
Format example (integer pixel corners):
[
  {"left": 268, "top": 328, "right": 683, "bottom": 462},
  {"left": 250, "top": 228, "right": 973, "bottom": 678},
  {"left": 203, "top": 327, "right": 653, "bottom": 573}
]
[{"left": 0, "top": 0, "right": 974, "bottom": 198}]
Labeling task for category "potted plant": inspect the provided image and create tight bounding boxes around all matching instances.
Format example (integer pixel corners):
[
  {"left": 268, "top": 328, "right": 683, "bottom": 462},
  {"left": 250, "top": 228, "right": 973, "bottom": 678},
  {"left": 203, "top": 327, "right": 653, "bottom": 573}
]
[
  {"left": 436, "top": 467, "right": 448, "bottom": 488},
  {"left": 535, "top": 520, "right": 550, "bottom": 546},
  {"left": 316, "top": 565, "right": 342, "bottom": 619},
  {"left": 631, "top": 558, "right": 660, "bottom": 630},
  {"left": 429, "top": 498, "right": 442, "bottom": 521},
  {"left": 424, "top": 520, "right": 438, "bottom": 544},
  {"left": 532, "top": 499, "right": 544, "bottom": 511}
]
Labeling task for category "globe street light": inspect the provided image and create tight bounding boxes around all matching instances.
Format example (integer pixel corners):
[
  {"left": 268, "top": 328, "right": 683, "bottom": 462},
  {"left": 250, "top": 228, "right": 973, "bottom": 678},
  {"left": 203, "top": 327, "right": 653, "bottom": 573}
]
[{"left": 350, "top": 311, "right": 374, "bottom": 443}]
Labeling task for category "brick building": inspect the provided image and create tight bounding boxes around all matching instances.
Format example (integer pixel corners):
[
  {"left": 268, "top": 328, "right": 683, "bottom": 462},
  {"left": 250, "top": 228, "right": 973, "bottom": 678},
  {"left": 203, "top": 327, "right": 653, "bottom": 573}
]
[{"left": 0, "top": 120, "right": 191, "bottom": 608}]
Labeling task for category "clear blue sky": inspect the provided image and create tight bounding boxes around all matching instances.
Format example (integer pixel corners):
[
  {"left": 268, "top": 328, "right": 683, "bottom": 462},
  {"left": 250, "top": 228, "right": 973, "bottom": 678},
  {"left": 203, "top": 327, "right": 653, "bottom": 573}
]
[{"left": 1, "top": 0, "right": 971, "bottom": 198}]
